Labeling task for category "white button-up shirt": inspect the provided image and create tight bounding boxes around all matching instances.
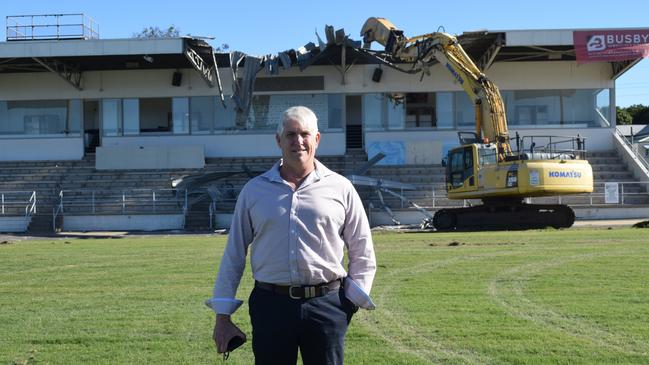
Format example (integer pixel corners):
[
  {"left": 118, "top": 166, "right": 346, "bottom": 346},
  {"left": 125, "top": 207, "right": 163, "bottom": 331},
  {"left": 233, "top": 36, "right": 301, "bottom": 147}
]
[{"left": 207, "top": 159, "right": 376, "bottom": 314}]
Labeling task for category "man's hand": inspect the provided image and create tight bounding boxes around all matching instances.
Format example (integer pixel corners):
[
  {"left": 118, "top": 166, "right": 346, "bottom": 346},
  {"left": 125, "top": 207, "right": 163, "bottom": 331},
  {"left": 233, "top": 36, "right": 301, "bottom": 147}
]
[{"left": 213, "top": 314, "right": 247, "bottom": 354}]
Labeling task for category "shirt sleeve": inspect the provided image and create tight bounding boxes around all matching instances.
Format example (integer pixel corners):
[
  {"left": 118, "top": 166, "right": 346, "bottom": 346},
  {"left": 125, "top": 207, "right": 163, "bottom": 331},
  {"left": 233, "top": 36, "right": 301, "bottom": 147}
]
[
  {"left": 205, "top": 185, "right": 254, "bottom": 315},
  {"left": 342, "top": 181, "right": 377, "bottom": 301}
]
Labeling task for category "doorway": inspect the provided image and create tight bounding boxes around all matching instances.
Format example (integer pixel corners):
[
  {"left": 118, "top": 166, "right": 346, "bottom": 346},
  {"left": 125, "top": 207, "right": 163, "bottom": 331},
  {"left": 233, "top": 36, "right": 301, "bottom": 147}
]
[
  {"left": 345, "top": 95, "right": 363, "bottom": 150},
  {"left": 83, "top": 100, "right": 100, "bottom": 153}
]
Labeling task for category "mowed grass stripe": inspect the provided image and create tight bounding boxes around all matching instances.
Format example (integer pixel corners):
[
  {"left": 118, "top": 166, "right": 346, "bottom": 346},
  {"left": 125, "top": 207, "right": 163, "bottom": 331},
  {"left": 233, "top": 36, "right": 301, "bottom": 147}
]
[
  {"left": 1, "top": 228, "right": 649, "bottom": 364},
  {"left": 489, "top": 249, "right": 649, "bottom": 355},
  {"left": 358, "top": 251, "right": 520, "bottom": 364}
]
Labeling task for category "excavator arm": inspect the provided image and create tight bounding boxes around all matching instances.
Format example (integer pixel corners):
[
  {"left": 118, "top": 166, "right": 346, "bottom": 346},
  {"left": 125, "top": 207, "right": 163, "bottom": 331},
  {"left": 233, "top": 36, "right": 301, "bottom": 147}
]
[{"left": 361, "top": 17, "right": 511, "bottom": 160}]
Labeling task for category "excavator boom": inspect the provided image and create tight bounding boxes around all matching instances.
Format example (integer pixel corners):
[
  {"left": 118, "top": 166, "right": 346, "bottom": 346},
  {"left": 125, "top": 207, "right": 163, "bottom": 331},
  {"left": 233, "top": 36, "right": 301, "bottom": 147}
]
[{"left": 361, "top": 17, "right": 511, "bottom": 160}]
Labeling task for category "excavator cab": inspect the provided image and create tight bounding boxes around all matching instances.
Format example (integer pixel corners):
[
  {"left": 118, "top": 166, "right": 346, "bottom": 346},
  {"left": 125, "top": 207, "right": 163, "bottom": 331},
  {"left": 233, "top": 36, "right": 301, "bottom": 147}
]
[{"left": 446, "top": 145, "right": 478, "bottom": 191}]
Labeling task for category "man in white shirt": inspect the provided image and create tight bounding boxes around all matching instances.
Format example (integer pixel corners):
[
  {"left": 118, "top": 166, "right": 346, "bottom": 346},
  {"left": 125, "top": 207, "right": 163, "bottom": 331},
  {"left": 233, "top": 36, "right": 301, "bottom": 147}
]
[{"left": 207, "top": 106, "right": 376, "bottom": 364}]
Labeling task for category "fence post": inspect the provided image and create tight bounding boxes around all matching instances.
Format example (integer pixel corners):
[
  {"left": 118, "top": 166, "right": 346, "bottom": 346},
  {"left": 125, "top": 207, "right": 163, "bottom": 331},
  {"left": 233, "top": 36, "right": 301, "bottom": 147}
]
[
  {"left": 621, "top": 183, "right": 625, "bottom": 205},
  {"left": 432, "top": 187, "right": 436, "bottom": 208},
  {"left": 122, "top": 191, "right": 126, "bottom": 213}
]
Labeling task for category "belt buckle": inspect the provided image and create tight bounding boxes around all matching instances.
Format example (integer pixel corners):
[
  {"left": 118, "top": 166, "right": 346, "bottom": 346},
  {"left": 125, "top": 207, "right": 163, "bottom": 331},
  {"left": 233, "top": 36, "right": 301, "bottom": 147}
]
[
  {"left": 289, "top": 285, "right": 317, "bottom": 299},
  {"left": 289, "top": 286, "right": 302, "bottom": 299}
]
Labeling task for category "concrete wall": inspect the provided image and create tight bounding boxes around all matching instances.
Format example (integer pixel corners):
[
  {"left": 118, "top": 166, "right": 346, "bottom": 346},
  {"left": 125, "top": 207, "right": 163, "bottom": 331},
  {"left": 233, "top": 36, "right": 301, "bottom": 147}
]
[
  {"left": 0, "top": 216, "right": 30, "bottom": 232},
  {"left": 0, "top": 137, "right": 83, "bottom": 161},
  {"left": 95, "top": 144, "right": 205, "bottom": 170},
  {"left": 366, "top": 127, "right": 613, "bottom": 165},
  {"left": 102, "top": 132, "right": 345, "bottom": 158},
  {"left": 0, "top": 38, "right": 184, "bottom": 58},
  {"left": 62, "top": 214, "right": 184, "bottom": 231}
]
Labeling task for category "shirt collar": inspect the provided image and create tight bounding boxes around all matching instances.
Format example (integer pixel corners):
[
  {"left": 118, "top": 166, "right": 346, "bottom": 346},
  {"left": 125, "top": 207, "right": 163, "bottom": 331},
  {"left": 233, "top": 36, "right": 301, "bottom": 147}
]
[{"left": 261, "top": 159, "right": 334, "bottom": 185}]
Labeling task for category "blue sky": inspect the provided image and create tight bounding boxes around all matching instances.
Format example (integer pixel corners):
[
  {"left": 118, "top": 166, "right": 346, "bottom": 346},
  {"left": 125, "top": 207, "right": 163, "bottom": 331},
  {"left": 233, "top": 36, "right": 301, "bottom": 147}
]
[{"left": 2, "top": 0, "right": 648, "bottom": 107}]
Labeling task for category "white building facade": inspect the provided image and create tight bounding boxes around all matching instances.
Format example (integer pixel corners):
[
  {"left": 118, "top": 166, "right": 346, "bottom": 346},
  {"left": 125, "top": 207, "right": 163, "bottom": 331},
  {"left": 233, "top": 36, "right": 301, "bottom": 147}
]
[{"left": 0, "top": 28, "right": 641, "bottom": 168}]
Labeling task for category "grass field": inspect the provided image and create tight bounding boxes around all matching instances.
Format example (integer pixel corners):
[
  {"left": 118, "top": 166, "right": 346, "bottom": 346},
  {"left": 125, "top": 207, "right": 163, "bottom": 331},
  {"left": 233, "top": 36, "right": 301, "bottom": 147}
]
[{"left": 1, "top": 228, "right": 649, "bottom": 364}]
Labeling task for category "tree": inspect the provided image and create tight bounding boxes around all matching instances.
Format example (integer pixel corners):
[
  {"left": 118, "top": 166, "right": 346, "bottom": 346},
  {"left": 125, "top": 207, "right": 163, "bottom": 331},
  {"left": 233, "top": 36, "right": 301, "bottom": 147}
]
[
  {"left": 616, "top": 107, "right": 633, "bottom": 125},
  {"left": 133, "top": 26, "right": 180, "bottom": 38},
  {"left": 131, "top": 26, "right": 230, "bottom": 51},
  {"left": 215, "top": 43, "right": 229, "bottom": 52},
  {"left": 629, "top": 104, "right": 649, "bottom": 123}
]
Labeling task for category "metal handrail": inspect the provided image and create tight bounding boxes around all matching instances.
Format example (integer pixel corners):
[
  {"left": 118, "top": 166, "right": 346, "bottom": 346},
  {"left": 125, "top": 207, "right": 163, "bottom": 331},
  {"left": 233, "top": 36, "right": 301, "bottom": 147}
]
[
  {"left": 25, "top": 191, "right": 36, "bottom": 217},
  {"left": 53, "top": 190, "right": 64, "bottom": 231},
  {"left": 6, "top": 13, "right": 99, "bottom": 41},
  {"left": 517, "top": 134, "right": 588, "bottom": 159},
  {"left": 55, "top": 188, "right": 186, "bottom": 215},
  {"left": 614, "top": 128, "right": 649, "bottom": 170},
  {"left": 369, "top": 180, "right": 649, "bottom": 210},
  {"left": 182, "top": 190, "right": 189, "bottom": 229},
  {"left": 208, "top": 201, "right": 216, "bottom": 230},
  {"left": 0, "top": 191, "right": 36, "bottom": 216}
]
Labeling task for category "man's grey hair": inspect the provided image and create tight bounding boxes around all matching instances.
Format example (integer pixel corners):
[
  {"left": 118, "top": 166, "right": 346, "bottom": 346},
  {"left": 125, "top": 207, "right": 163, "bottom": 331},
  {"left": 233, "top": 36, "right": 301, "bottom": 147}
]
[{"left": 277, "top": 106, "right": 319, "bottom": 135}]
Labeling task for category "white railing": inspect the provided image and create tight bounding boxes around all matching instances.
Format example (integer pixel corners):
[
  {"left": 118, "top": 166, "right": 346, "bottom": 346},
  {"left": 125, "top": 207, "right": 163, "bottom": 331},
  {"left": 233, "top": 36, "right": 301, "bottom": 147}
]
[
  {"left": 614, "top": 128, "right": 649, "bottom": 171},
  {"left": 0, "top": 191, "right": 36, "bottom": 216},
  {"left": 26, "top": 191, "right": 36, "bottom": 217},
  {"left": 6, "top": 13, "right": 99, "bottom": 41},
  {"left": 55, "top": 189, "right": 187, "bottom": 215},
  {"left": 182, "top": 190, "right": 189, "bottom": 229},
  {"left": 52, "top": 190, "right": 64, "bottom": 231},
  {"left": 208, "top": 201, "right": 216, "bottom": 230},
  {"left": 538, "top": 181, "right": 649, "bottom": 206},
  {"left": 376, "top": 180, "right": 649, "bottom": 210}
]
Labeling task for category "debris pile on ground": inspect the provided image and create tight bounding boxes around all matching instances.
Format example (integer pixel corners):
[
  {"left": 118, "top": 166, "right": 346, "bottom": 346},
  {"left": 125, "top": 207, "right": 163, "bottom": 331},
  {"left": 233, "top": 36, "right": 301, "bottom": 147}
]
[{"left": 632, "top": 220, "right": 649, "bottom": 228}]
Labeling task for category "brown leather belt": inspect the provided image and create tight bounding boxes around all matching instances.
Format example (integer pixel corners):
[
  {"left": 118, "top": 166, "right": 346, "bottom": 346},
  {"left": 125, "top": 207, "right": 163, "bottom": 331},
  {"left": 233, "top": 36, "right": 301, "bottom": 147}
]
[{"left": 255, "top": 279, "right": 342, "bottom": 299}]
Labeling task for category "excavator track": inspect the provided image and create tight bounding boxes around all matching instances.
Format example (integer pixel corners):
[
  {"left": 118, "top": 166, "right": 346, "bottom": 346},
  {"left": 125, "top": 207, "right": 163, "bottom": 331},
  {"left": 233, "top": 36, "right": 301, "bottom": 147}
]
[{"left": 433, "top": 201, "right": 575, "bottom": 231}]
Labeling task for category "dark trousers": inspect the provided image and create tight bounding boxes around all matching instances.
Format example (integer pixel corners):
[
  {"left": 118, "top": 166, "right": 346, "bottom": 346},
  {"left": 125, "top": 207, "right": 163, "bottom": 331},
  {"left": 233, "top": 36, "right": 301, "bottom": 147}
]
[{"left": 248, "top": 286, "right": 357, "bottom": 365}]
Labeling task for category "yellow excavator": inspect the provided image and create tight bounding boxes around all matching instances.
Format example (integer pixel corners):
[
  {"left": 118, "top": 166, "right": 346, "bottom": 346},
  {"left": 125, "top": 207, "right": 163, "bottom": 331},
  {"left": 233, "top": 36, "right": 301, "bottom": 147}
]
[{"left": 360, "top": 17, "right": 593, "bottom": 230}]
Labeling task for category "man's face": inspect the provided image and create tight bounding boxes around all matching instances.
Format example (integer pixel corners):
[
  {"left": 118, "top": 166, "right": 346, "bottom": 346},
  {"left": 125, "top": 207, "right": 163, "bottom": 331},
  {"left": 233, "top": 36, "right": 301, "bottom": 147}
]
[{"left": 276, "top": 118, "right": 320, "bottom": 169}]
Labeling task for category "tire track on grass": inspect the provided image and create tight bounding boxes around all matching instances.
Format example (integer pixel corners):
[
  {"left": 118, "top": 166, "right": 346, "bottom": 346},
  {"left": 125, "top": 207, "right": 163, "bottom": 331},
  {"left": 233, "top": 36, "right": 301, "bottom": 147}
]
[
  {"left": 488, "top": 249, "right": 649, "bottom": 356},
  {"left": 357, "top": 250, "right": 519, "bottom": 364}
]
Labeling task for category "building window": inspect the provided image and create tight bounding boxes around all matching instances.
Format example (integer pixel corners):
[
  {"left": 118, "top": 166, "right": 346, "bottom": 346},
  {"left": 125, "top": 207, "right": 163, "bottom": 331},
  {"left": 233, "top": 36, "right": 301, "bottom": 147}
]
[
  {"left": 405, "top": 93, "right": 436, "bottom": 128},
  {"left": 140, "top": 98, "right": 173, "bottom": 133},
  {"left": 362, "top": 89, "right": 610, "bottom": 132},
  {"left": 213, "top": 93, "right": 344, "bottom": 133},
  {"left": 455, "top": 92, "right": 476, "bottom": 129},
  {"left": 102, "top": 97, "right": 192, "bottom": 136},
  {"left": 503, "top": 89, "right": 610, "bottom": 128},
  {"left": 435, "top": 92, "right": 454, "bottom": 129},
  {"left": 101, "top": 99, "right": 122, "bottom": 136},
  {"left": 190, "top": 96, "right": 215, "bottom": 134},
  {"left": 0, "top": 99, "right": 81, "bottom": 137},
  {"left": 362, "top": 93, "right": 405, "bottom": 131},
  {"left": 594, "top": 89, "right": 611, "bottom": 127},
  {"left": 122, "top": 99, "right": 139, "bottom": 135},
  {"left": 172, "top": 98, "right": 189, "bottom": 134}
]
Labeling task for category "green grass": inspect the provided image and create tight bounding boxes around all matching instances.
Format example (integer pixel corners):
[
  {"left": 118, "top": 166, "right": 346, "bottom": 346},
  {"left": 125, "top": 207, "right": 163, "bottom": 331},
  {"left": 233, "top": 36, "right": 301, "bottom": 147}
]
[{"left": 1, "top": 228, "right": 649, "bottom": 364}]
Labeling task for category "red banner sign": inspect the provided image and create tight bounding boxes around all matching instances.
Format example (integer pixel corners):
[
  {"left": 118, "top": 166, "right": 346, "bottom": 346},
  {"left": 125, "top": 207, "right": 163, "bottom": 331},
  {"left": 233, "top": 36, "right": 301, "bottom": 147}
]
[{"left": 573, "top": 30, "right": 649, "bottom": 64}]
